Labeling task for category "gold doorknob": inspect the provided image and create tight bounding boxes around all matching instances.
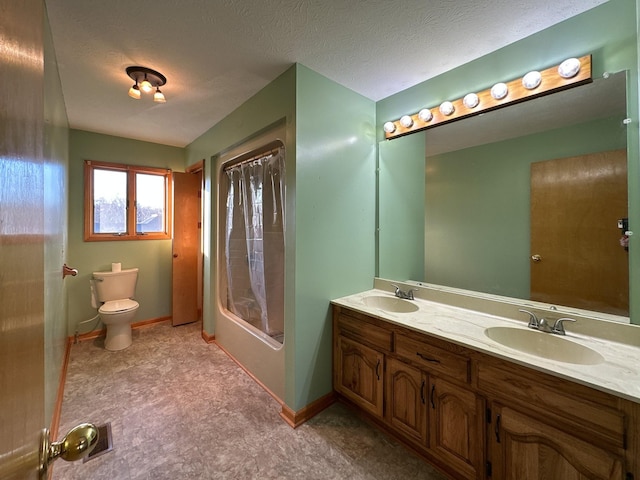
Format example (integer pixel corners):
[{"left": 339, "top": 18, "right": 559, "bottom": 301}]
[
  {"left": 531, "top": 254, "right": 542, "bottom": 262},
  {"left": 39, "top": 423, "right": 98, "bottom": 478}
]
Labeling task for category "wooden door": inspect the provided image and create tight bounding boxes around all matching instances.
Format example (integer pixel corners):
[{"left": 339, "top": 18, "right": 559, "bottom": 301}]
[
  {"left": 0, "top": 0, "right": 45, "bottom": 477},
  {"left": 335, "top": 336, "right": 384, "bottom": 417},
  {"left": 530, "top": 150, "right": 628, "bottom": 316},
  {"left": 428, "top": 377, "right": 483, "bottom": 479},
  {"left": 491, "top": 405, "right": 625, "bottom": 480},
  {"left": 386, "top": 358, "right": 428, "bottom": 444},
  {"left": 172, "top": 171, "right": 201, "bottom": 326}
]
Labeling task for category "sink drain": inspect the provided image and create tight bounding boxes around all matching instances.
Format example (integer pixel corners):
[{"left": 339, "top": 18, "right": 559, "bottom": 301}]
[{"left": 83, "top": 422, "right": 113, "bottom": 463}]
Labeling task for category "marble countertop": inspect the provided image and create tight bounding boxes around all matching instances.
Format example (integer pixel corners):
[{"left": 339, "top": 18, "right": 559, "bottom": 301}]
[{"left": 331, "top": 288, "right": 640, "bottom": 404}]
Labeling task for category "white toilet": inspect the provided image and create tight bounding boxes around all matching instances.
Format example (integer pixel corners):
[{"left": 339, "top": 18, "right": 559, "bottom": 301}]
[{"left": 91, "top": 268, "right": 140, "bottom": 351}]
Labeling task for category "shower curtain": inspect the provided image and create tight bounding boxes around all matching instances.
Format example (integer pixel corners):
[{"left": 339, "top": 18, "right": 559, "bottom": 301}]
[{"left": 224, "top": 148, "right": 285, "bottom": 340}]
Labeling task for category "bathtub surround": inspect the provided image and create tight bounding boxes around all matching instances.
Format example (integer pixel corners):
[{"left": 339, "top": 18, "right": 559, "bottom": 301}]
[{"left": 54, "top": 321, "right": 446, "bottom": 480}]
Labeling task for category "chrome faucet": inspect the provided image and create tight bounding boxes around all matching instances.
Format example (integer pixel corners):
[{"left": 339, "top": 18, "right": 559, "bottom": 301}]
[
  {"left": 519, "top": 309, "right": 576, "bottom": 336},
  {"left": 391, "top": 284, "right": 417, "bottom": 300}
]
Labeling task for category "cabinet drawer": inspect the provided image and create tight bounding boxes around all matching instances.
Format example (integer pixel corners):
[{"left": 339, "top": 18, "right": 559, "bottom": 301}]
[
  {"left": 478, "top": 362, "right": 626, "bottom": 450},
  {"left": 336, "top": 311, "right": 393, "bottom": 352},
  {"left": 395, "top": 333, "right": 470, "bottom": 383}
]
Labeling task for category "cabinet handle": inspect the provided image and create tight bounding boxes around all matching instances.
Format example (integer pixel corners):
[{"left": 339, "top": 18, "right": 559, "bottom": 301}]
[
  {"left": 375, "top": 359, "right": 380, "bottom": 380},
  {"left": 495, "top": 414, "right": 501, "bottom": 443},
  {"left": 420, "top": 380, "right": 426, "bottom": 404},
  {"left": 430, "top": 384, "right": 436, "bottom": 409},
  {"left": 417, "top": 352, "right": 440, "bottom": 363}
]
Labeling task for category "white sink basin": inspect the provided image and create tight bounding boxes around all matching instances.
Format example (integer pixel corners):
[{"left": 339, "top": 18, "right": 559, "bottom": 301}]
[
  {"left": 484, "top": 326, "right": 604, "bottom": 365},
  {"left": 362, "top": 295, "right": 419, "bottom": 313}
]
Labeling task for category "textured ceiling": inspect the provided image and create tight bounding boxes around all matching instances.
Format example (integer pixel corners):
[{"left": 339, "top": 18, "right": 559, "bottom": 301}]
[{"left": 45, "top": 0, "right": 607, "bottom": 147}]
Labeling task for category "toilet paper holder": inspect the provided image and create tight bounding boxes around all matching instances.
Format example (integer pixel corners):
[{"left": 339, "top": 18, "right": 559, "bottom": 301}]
[{"left": 62, "top": 264, "right": 78, "bottom": 279}]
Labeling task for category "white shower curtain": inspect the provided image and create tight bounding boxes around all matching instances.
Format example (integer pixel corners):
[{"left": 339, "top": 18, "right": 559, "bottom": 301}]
[{"left": 224, "top": 148, "right": 285, "bottom": 338}]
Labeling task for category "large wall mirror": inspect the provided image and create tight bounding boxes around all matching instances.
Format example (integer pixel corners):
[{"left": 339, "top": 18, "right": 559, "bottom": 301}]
[{"left": 420, "top": 71, "right": 629, "bottom": 319}]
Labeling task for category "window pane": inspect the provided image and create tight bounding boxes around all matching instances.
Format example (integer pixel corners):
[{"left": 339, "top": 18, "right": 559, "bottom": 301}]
[
  {"left": 93, "top": 169, "right": 127, "bottom": 233},
  {"left": 136, "top": 173, "right": 165, "bottom": 233}
]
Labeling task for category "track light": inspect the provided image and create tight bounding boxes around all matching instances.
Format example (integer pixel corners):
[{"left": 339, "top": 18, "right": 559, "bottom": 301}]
[{"left": 126, "top": 66, "right": 167, "bottom": 102}]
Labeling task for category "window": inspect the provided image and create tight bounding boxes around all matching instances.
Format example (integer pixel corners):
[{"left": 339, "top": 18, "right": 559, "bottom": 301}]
[{"left": 84, "top": 160, "right": 172, "bottom": 241}]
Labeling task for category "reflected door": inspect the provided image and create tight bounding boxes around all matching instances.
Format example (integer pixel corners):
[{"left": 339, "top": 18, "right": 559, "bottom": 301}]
[{"left": 530, "top": 149, "right": 628, "bottom": 315}]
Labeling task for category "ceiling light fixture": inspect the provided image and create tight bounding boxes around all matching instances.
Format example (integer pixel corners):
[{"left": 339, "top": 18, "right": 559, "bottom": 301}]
[{"left": 126, "top": 66, "right": 167, "bottom": 103}]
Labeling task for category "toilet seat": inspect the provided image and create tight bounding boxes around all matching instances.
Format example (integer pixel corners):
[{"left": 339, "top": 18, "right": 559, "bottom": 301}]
[{"left": 99, "top": 299, "right": 139, "bottom": 314}]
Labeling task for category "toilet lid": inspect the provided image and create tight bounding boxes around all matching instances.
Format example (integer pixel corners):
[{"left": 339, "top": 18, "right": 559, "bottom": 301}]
[{"left": 99, "top": 299, "right": 139, "bottom": 314}]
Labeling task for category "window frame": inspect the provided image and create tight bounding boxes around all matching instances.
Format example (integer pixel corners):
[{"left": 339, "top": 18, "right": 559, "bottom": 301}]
[{"left": 84, "top": 160, "right": 173, "bottom": 241}]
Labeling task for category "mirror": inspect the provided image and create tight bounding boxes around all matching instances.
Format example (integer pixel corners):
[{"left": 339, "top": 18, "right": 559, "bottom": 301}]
[{"left": 420, "top": 71, "right": 628, "bottom": 318}]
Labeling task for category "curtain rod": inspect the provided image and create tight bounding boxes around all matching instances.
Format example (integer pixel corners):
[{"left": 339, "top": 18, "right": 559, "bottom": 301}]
[{"left": 223, "top": 146, "right": 283, "bottom": 172}]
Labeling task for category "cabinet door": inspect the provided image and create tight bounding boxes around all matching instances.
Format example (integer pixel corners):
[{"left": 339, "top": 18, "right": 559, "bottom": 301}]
[
  {"left": 491, "top": 404, "right": 625, "bottom": 480},
  {"left": 429, "top": 376, "right": 484, "bottom": 479},
  {"left": 386, "top": 357, "right": 428, "bottom": 444},
  {"left": 335, "top": 336, "right": 384, "bottom": 417}
]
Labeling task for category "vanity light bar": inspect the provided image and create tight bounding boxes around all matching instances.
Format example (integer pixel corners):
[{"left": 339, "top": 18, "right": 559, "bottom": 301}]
[{"left": 384, "top": 54, "right": 592, "bottom": 140}]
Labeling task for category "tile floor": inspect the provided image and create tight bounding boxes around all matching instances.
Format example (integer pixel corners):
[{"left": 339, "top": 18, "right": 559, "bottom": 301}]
[{"left": 54, "top": 321, "right": 446, "bottom": 480}]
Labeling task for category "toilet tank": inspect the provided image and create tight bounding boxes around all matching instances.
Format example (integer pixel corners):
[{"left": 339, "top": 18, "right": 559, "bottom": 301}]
[{"left": 92, "top": 268, "right": 139, "bottom": 302}]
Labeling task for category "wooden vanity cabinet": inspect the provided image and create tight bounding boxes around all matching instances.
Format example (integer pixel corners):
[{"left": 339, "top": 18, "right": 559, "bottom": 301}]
[
  {"left": 386, "top": 357, "right": 428, "bottom": 442},
  {"left": 479, "top": 358, "right": 630, "bottom": 480},
  {"left": 333, "top": 308, "right": 392, "bottom": 419},
  {"left": 332, "top": 305, "right": 639, "bottom": 480},
  {"left": 335, "top": 335, "right": 384, "bottom": 417},
  {"left": 428, "top": 376, "right": 484, "bottom": 479},
  {"left": 489, "top": 403, "right": 625, "bottom": 480},
  {"left": 333, "top": 306, "right": 484, "bottom": 479}
]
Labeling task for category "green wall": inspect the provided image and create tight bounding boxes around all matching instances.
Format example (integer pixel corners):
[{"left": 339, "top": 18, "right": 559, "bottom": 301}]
[
  {"left": 67, "top": 130, "right": 185, "bottom": 335},
  {"left": 425, "top": 115, "right": 626, "bottom": 299},
  {"left": 186, "top": 64, "right": 375, "bottom": 411},
  {"left": 376, "top": 0, "right": 640, "bottom": 323},
  {"left": 43, "top": 5, "right": 69, "bottom": 426},
  {"left": 292, "top": 65, "right": 376, "bottom": 409}
]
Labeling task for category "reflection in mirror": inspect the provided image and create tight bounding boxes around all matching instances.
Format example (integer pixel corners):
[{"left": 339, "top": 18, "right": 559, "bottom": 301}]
[{"left": 422, "top": 71, "right": 628, "bottom": 319}]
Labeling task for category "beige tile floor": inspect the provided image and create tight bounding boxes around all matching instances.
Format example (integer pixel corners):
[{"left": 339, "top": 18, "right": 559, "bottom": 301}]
[{"left": 54, "top": 321, "right": 446, "bottom": 480}]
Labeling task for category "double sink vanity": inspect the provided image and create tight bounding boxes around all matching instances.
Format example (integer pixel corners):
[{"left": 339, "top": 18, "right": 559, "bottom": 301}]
[{"left": 331, "top": 278, "right": 640, "bottom": 480}]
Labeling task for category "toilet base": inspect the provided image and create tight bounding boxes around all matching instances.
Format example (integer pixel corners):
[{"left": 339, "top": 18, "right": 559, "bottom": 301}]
[{"left": 104, "top": 323, "right": 133, "bottom": 351}]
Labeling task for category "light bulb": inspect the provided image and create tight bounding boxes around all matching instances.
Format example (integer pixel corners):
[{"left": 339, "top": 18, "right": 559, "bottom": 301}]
[
  {"left": 463, "top": 93, "right": 479, "bottom": 109},
  {"left": 154, "top": 88, "right": 166, "bottom": 103},
  {"left": 522, "top": 71, "right": 542, "bottom": 90},
  {"left": 439, "top": 101, "right": 454, "bottom": 116},
  {"left": 383, "top": 121, "right": 396, "bottom": 134},
  {"left": 400, "top": 115, "right": 413, "bottom": 128},
  {"left": 491, "top": 83, "right": 508, "bottom": 100},
  {"left": 128, "top": 84, "right": 141, "bottom": 99},
  {"left": 418, "top": 109, "right": 432, "bottom": 122},
  {"left": 140, "top": 76, "right": 153, "bottom": 93},
  {"left": 558, "top": 58, "right": 581, "bottom": 79}
]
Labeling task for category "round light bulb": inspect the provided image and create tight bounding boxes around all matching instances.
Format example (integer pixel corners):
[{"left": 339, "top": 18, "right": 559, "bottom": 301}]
[
  {"left": 399, "top": 115, "right": 413, "bottom": 128},
  {"left": 140, "top": 78, "right": 153, "bottom": 93},
  {"left": 439, "top": 101, "right": 454, "bottom": 116},
  {"left": 383, "top": 121, "right": 396, "bottom": 134},
  {"left": 128, "top": 84, "right": 141, "bottom": 99},
  {"left": 153, "top": 88, "right": 166, "bottom": 103},
  {"left": 558, "top": 58, "right": 581, "bottom": 79},
  {"left": 418, "top": 108, "right": 433, "bottom": 122},
  {"left": 522, "top": 71, "right": 542, "bottom": 90},
  {"left": 463, "top": 93, "right": 479, "bottom": 109},
  {"left": 490, "top": 82, "right": 508, "bottom": 100}
]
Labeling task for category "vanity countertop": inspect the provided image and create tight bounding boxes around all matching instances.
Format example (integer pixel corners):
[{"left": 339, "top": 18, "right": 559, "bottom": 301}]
[{"left": 332, "top": 288, "right": 640, "bottom": 404}]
